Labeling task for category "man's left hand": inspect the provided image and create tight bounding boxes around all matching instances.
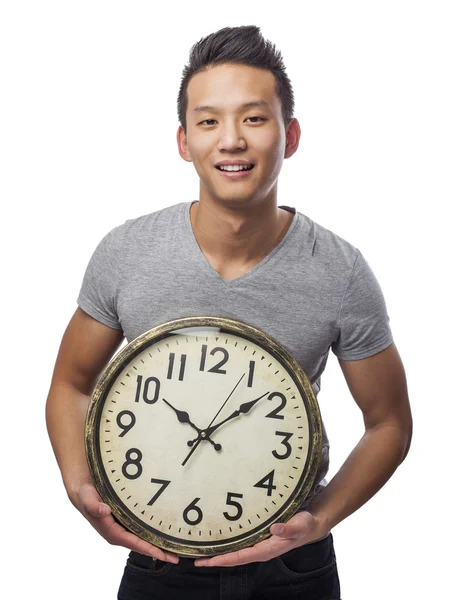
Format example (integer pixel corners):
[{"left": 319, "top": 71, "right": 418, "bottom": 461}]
[{"left": 194, "top": 510, "right": 327, "bottom": 567}]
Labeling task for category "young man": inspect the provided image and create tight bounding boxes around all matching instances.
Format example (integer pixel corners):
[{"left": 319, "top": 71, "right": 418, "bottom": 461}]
[{"left": 46, "top": 25, "right": 412, "bottom": 599}]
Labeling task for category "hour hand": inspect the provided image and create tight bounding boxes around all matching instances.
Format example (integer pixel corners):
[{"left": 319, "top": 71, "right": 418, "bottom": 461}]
[
  {"left": 206, "top": 391, "right": 270, "bottom": 436},
  {"left": 162, "top": 399, "right": 201, "bottom": 433},
  {"left": 163, "top": 399, "right": 222, "bottom": 451}
]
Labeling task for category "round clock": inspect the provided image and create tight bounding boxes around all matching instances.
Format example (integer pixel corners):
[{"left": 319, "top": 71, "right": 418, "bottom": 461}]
[{"left": 85, "top": 316, "right": 322, "bottom": 558}]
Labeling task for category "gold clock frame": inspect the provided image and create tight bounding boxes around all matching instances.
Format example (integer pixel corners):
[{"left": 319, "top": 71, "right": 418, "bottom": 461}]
[{"left": 85, "top": 316, "right": 322, "bottom": 557}]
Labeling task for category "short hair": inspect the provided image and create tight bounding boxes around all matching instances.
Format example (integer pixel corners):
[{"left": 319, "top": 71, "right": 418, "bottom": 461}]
[{"left": 177, "top": 25, "right": 295, "bottom": 133}]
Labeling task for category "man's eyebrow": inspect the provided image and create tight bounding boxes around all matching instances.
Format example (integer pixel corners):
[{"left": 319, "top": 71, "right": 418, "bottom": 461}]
[{"left": 193, "top": 100, "right": 271, "bottom": 113}]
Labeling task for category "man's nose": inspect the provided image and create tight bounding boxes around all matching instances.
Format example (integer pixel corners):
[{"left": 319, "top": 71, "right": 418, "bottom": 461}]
[{"left": 217, "top": 121, "right": 247, "bottom": 152}]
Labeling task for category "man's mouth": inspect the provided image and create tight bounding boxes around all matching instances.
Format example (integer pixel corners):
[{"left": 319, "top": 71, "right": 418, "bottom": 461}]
[{"left": 215, "top": 164, "right": 255, "bottom": 172}]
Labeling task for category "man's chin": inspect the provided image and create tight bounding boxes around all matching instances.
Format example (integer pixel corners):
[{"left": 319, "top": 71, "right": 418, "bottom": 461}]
[{"left": 203, "top": 195, "right": 268, "bottom": 212}]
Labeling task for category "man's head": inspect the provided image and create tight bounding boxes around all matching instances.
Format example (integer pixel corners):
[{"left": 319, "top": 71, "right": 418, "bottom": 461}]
[
  {"left": 177, "top": 25, "right": 295, "bottom": 134},
  {"left": 176, "top": 26, "right": 300, "bottom": 210}
]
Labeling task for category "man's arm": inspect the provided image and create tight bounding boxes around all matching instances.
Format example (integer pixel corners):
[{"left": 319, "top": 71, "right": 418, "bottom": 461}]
[
  {"left": 194, "top": 342, "right": 412, "bottom": 567},
  {"left": 305, "top": 341, "right": 412, "bottom": 531},
  {"left": 45, "top": 307, "right": 179, "bottom": 563}
]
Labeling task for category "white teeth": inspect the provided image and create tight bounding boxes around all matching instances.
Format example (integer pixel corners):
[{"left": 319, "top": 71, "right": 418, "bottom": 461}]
[{"left": 219, "top": 164, "right": 252, "bottom": 171}]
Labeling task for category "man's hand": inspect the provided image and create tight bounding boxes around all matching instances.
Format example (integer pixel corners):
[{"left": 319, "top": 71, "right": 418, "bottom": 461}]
[
  {"left": 194, "top": 511, "right": 327, "bottom": 567},
  {"left": 72, "top": 482, "right": 180, "bottom": 564}
]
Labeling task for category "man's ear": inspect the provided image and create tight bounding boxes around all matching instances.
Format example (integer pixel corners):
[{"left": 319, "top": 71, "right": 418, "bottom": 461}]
[
  {"left": 177, "top": 125, "right": 193, "bottom": 163},
  {"left": 284, "top": 118, "right": 301, "bottom": 159}
]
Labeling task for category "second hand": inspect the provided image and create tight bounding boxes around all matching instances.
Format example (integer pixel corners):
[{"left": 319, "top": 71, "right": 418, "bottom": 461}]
[{"left": 181, "top": 372, "right": 245, "bottom": 467}]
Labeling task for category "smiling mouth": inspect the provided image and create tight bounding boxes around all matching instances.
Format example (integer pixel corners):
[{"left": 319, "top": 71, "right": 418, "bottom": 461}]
[{"left": 215, "top": 164, "right": 255, "bottom": 172}]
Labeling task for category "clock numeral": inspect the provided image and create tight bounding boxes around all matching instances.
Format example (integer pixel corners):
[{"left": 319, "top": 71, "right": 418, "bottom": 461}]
[
  {"left": 200, "top": 345, "right": 229, "bottom": 374},
  {"left": 122, "top": 448, "right": 143, "bottom": 480},
  {"left": 148, "top": 478, "right": 171, "bottom": 506},
  {"left": 254, "top": 470, "right": 277, "bottom": 497},
  {"left": 265, "top": 392, "right": 287, "bottom": 420},
  {"left": 167, "top": 353, "right": 187, "bottom": 381},
  {"left": 183, "top": 497, "right": 203, "bottom": 526},
  {"left": 247, "top": 360, "right": 255, "bottom": 388},
  {"left": 223, "top": 492, "right": 244, "bottom": 521},
  {"left": 272, "top": 431, "right": 294, "bottom": 460},
  {"left": 117, "top": 410, "right": 136, "bottom": 437},
  {"left": 135, "top": 375, "right": 160, "bottom": 404}
]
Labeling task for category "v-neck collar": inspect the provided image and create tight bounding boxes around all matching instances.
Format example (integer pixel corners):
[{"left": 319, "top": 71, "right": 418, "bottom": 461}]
[{"left": 183, "top": 201, "right": 299, "bottom": 287}]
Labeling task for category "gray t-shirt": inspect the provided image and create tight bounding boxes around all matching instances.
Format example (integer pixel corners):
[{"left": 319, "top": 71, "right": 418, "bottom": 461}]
[{"left": 77, "top": 201, "right": 393, "bottom": 508}]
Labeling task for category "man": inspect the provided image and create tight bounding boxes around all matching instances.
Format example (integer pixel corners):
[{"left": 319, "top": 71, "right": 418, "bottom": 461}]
[{"left": 46, "top": 25, "right": 412, "bottom": 599}]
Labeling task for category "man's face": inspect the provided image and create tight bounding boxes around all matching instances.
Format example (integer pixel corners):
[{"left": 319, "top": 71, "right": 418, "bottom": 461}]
[{"left": 177, "top": 63, "right": 299, "bottom": 209}]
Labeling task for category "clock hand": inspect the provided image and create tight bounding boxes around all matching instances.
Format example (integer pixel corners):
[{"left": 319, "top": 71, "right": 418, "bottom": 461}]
[
  {"left": 203, "top": 390, "right": 270, "bottom": 438},
  {"left": 162, "top": 399, "right": 221, "bottom": 451},
  {"left": 162, "top": 399, "right": 201, "bottom": 432},
  {"left": 181, "top": 373, "right": 245, "bottom": 467},
  {"left": 187, "top": 390, "right": 270, "bottom": 445}
]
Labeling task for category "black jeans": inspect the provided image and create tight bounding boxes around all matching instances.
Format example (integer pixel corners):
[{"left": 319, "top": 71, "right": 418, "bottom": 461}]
[{"left": 118, "top": 533, "right": 341, "bottom": 599}]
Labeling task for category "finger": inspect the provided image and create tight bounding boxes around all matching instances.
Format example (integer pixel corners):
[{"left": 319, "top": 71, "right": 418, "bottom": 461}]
[
  {"left": 102, "top": 518, "right": 179, "bottom": 564},
  {"left": 195, "top": 549, "right": 250, "bottom": 568},
  {"left": 270, "top": 523, "right": 305, "bottom": 539},
  {"left": 271, "top": 512, "right": 314, "bottom": 539},
  {"left": 195, "top": 535, "right": 293, "bottom": 567},
  {"left": 270, "top": 523, "right": 288, "bottom": 536},
  {"left": 78, "top": 485, "right": 180, "bottom": 564},
  {"left": 78, "top": 483, "right": 111, "bottom": 518}
]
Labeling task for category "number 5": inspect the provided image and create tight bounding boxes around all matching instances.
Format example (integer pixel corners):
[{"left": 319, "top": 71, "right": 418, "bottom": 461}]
[{"left": 223, "top": 492, "right": 244, "bottom": 521}]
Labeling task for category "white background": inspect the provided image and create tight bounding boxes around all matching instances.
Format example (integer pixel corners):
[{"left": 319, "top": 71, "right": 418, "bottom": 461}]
[{"left": 1, "top": 1, "right": 453, "bottom": 598}]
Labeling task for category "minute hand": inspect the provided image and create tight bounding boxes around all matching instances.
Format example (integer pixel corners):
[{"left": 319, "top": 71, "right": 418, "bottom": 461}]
[{"left": 206, "top": 391, "right": 270, "bottom": 436}]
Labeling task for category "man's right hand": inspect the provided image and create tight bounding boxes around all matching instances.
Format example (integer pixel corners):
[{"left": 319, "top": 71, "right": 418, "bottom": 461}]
[{"left": 72, "top": 482, "right": 179, "bottom": 564}]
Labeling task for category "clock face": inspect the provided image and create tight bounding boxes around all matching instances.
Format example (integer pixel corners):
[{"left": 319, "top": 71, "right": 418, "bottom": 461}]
[{"left": 86, "top": 317, "right": 322, "bottom": 557}]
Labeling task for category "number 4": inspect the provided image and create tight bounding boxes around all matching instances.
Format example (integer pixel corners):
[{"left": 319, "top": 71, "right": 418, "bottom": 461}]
[{"left": 253, "top": 470, "right": 277, "bottom": 496}]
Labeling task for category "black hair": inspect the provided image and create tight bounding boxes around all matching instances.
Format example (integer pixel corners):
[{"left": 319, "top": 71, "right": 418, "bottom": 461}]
[{"left": 177, "top": 25, "right": 295, "bottom": 133}]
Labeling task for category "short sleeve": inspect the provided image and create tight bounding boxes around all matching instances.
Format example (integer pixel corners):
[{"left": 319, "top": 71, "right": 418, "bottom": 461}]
[
  {"left": 331, "top": 250, "right": 393, "bottom": 360},
  {"left": 77, "top": 226, "right": 124, "bottom": 330}
]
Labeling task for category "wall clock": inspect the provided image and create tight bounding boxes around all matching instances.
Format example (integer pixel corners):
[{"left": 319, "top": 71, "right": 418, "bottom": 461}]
[{"left": 85, "top": 316, "right": 322, "bottom": 557}]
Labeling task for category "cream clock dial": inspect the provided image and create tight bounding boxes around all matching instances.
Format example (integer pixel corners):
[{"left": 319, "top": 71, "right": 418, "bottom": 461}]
[{"left": 85, "top": 316, "right": 322, "bottom": 557}]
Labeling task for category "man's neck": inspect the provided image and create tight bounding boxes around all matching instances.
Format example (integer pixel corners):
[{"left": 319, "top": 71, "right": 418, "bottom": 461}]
[{"left": 189, "top": 198, "right": 294, "bottom": 268}]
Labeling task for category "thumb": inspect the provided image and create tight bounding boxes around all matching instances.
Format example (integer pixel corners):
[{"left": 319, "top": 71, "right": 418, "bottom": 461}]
[
  {"left": 271, "top": 521, "right": 305, "bottom": 539},
  {"left": 270, "top": 523, "right": 291, "bottom": 537},
  {"left": 79, "top": 483, "right": 111, "bottom": 518},
  {"left": 271, "top": 511, "right": 316, "bottom": 539}
]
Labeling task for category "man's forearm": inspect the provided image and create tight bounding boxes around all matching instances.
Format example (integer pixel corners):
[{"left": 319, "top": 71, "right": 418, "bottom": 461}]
[
  {"left": 45, "top": 382, "right": 93, "bottom": 499},
  {"left": 307, "top": 422, "right": 411, "bottom": 532}
]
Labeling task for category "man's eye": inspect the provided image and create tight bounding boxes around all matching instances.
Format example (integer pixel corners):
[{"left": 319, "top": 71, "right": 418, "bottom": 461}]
[{"left": 199, "top": 117, "right": 265, "bottom": 126}]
